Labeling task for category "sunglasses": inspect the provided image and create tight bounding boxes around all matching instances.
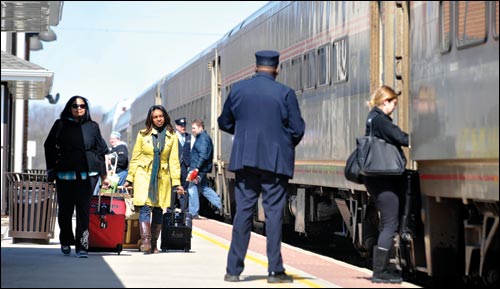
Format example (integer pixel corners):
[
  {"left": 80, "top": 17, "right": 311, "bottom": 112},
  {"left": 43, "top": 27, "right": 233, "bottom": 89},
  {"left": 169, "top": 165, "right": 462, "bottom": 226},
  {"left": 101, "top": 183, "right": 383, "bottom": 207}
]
[{"left": 71, "top": 104, "right": 86, "bottom": 109}]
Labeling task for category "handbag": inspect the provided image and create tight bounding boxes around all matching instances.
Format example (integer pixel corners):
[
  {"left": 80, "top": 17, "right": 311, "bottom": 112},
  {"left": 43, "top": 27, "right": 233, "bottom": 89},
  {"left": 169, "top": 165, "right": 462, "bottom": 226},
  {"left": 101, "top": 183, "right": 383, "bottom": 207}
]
[
  {"left": 125, "top": 197, "right": 139, "bottom": 219},
  {"left": 121, "top": 187, "right": 139, "bottom": 219},
  {"left": 357, "top": 117, "right": 406, "bottom": 176},
  {"left": 344, "top": 149, "right": 363, "bottom": 184}
]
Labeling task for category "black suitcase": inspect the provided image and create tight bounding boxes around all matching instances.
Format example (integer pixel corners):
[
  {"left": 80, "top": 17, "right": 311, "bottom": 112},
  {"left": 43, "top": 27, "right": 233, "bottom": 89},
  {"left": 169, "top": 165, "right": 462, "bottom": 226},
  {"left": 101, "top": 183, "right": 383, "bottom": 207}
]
[
  {"left": 398, "top": 169, "right": 425, "bottom": 275},
  {"left": 160, "top": 190, "right": 192, "bottom": 252}
]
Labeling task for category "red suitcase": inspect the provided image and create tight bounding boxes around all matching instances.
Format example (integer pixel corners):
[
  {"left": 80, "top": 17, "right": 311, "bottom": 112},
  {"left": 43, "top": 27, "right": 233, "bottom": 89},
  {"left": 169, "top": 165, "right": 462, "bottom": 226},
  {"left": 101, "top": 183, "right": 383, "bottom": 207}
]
[{"left": 88, "top": 195, "right": 126, "bottom": 254}]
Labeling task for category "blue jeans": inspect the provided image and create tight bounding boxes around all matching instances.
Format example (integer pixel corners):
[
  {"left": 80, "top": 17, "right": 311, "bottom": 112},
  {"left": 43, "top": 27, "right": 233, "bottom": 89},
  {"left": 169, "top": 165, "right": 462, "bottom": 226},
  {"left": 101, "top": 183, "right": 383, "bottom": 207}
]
[
  {"left": 138, "top": 205, "right": 163, "bottom": 224},
  {"left": 187, "top": 174, "right": 221, "bottom": 216},
  {"left": 116, "top": 170, "right": 128, "bottom": 186}
]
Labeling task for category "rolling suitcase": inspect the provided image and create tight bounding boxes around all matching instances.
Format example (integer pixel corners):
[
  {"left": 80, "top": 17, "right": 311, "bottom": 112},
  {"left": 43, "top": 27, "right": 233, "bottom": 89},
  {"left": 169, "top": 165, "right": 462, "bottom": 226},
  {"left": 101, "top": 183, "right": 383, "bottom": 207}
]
[
  {"left": 397, "top": 169, "right": 425, "bottom": 275},
  {"left": 160, "top": 190, "right": 192, "bottom": 252},
  {"left": 88, "top": 153, "right": 125, "bottom": 254},
  {"left": 88, "top": 194, "right": 126, "bottom": 254}
]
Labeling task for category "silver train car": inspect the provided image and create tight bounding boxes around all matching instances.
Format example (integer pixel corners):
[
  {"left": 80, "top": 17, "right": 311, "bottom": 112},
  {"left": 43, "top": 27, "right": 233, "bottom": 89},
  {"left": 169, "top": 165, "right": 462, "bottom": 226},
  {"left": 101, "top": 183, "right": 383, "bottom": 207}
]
[
  {"left": 125, "top": 1, "right": 498, "bottom": 284},
  {"left": 124, "top": 76, "right": 169, "bottom": 148},
  {"left": 100, "top": 99, "right": 133, "bottom": 147}
]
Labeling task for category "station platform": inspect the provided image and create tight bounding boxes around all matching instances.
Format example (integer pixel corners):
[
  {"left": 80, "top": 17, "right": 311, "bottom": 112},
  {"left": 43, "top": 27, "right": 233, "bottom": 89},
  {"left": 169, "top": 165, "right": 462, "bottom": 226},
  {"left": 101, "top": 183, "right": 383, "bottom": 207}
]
[{"left": 1, "top": 216, "right": 419, "bottom": 288}]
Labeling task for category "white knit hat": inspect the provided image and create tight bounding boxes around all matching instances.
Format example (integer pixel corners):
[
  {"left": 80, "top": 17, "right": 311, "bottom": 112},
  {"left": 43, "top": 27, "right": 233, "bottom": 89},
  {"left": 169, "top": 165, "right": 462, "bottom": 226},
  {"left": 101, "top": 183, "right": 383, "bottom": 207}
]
[{"left": 110, "top": 131, "right": 121, "bottom": 139}]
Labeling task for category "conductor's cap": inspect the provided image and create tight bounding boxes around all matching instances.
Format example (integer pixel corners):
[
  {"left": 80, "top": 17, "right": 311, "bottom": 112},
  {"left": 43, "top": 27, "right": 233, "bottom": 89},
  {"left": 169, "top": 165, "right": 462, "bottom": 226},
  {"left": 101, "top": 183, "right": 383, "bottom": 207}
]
[
  {"left": 255, "top": 50, "right": 280, "bottom": 67},
  {"left": 175, "top": 117, "right": 187, "bottom": 126}
]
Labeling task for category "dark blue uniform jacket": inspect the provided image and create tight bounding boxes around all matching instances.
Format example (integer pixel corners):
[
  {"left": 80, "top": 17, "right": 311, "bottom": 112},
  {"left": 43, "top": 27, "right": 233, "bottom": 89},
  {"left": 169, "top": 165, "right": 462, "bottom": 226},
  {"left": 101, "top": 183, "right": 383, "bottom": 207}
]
[{"left": 217, "top": 72, "right": 305, "bottom": 178}]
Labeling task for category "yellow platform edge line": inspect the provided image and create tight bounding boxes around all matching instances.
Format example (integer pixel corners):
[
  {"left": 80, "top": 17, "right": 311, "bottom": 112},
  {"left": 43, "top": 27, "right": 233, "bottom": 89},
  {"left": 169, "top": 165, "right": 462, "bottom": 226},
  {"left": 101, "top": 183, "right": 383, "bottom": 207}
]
[{"left": 192, "top": 229, "right": 324, "bottom": 288}]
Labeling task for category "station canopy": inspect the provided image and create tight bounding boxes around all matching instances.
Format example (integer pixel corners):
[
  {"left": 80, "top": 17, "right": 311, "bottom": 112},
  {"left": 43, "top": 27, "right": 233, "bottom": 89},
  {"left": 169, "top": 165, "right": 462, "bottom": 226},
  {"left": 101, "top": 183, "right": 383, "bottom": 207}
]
[{"left": 1, "top": 50, "right": 53, "bottom": 100}]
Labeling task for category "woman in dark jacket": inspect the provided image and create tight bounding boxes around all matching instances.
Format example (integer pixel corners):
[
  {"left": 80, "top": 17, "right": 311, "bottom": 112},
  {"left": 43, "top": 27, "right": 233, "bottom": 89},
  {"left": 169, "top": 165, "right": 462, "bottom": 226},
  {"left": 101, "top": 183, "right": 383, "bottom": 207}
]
[
  {"left": 44, "top": 96, "right": 109, "bottom": 258},
  {"left": 364, "top": 86, "right": 408, "bottom": 283}
]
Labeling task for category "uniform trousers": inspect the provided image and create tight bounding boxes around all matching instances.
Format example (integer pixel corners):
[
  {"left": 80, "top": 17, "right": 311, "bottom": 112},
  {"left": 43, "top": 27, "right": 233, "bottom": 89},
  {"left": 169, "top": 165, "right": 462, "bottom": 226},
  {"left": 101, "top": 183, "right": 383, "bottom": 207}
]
[
  {"left": 177, "top": 164, "right": 189, "bottom": 211},
  {"left": 226, "top": 168, "right": 288, "bottom": 276}
]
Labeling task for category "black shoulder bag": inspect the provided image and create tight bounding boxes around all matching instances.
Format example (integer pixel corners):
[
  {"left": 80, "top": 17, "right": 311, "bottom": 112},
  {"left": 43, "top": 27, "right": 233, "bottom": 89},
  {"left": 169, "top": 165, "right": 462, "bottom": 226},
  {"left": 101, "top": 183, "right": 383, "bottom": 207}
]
[
  {"left": 357, "top": 117, "right": 406, "bottom": 176},
  {"left": 344, "top": 149, "right": 363, "bottom": 184}
]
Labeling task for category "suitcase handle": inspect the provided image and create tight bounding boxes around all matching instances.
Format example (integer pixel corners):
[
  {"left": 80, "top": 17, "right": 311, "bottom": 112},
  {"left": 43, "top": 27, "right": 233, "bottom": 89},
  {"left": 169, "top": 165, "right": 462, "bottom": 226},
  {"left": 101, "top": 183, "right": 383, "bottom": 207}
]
[
  {"left": 97, "top": 153, "right": 121, "bottom": 215},
  {"left": 169, "top": 186, "right": 190, "bottom": 223},
  {"left": 96, "top": 185, "right": 131, "bottom": 215}
]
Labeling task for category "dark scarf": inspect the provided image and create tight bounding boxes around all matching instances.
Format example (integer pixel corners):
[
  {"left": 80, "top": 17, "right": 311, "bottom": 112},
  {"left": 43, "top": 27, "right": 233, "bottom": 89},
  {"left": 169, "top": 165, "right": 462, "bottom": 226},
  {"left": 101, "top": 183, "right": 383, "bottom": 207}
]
[{"left": 148, "top": 125, "right": 166, "bottom": 203}]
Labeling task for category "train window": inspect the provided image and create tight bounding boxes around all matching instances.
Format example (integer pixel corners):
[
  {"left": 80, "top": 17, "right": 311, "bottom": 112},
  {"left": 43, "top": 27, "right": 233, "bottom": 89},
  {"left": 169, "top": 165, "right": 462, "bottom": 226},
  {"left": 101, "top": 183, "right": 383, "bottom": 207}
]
[
  {"left": 303, "top": 50, "right": 317, "bottom": 90},
  {"left": 440, "top": 1, "right": 452, "bottom": 53},
  {"left": 494, "top": 1, "right": 499, "bottom": 40},
  {"left": 332, "top": 36, "right": 348, "bottom": 84},
  {"left": 291, "top": 56, "right": 303, "bottom": 92},
  {"left": 456, "top": 1, "right": 487, "bottom": 49},
  {"left": 317, "top": 44, "right": 330, "bottom": 87},
  {"left": 278, "top": 60, "right": 291, "bottom": 86}
]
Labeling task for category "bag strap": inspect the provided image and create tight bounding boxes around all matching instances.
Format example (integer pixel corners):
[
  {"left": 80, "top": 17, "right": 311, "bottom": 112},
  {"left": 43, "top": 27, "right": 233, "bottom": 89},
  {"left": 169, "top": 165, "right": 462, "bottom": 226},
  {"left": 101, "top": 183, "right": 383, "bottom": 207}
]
[
  {"left": 368, "top": 118, "right": 373, "bottom": 137},
  {"left": 367, "top": 114, "right": 380, "bottom": 138}
]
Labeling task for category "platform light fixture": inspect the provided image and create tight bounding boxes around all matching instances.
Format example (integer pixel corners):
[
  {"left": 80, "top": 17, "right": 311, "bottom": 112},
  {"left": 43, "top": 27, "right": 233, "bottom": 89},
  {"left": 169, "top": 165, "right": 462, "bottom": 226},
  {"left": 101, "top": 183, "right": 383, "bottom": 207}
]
[
  {"left": 38, "top": 27, "right": 57, "bottom": 42},
  {"left": 29, "top": 34, "right": 43, "bottom": 51}
]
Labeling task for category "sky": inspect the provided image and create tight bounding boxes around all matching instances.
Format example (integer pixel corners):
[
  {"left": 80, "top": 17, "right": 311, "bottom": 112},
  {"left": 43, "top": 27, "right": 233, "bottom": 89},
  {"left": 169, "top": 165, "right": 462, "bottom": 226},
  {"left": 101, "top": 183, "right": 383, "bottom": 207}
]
[{"left": 30, "top": 1, "right": 268, "bottom": 111}]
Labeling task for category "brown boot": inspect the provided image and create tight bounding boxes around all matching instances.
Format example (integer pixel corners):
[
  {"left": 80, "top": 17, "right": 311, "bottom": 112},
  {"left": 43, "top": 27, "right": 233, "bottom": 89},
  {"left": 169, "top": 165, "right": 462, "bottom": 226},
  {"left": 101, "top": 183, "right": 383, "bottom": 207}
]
[
  {"left": 139, "top": 221, "right": 151, "bottom": 253},
  {"left": 150, "top": 223, "right": 162, "bottom": 254}
]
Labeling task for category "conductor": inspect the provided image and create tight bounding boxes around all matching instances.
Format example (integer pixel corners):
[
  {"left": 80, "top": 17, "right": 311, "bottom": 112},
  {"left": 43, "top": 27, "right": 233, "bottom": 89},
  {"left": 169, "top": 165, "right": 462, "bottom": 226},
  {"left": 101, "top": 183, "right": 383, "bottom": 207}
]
[{"left": 218, "top": 50, "right": 305, "bottom": 283}]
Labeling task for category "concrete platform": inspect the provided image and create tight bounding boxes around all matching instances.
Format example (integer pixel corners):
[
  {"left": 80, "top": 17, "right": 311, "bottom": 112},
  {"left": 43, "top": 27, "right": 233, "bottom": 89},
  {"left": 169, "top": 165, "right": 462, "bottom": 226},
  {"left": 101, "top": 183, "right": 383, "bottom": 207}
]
[{"left": 1, "top": 216, "right": 419, "bottom": 288}]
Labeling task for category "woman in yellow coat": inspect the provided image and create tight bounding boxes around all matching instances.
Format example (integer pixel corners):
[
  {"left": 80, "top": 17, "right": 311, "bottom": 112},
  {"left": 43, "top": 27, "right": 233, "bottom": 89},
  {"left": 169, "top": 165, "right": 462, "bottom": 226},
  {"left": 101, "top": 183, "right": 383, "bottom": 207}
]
[{"left": 124, "top": 105, "right": 184, "bottom": 253}]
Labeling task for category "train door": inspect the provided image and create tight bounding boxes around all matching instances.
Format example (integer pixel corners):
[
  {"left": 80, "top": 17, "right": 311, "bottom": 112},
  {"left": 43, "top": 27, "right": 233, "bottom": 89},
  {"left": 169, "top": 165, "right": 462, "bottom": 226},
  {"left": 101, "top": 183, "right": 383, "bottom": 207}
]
[
  {"left": 370, "top": 0, "right": 419, "bottom": 275},
  {"left": 209, "top": 51, "right": 229, "bottom": 217},
  {"left": 370, "top": 1, "right": 411, "bottom": 164}
]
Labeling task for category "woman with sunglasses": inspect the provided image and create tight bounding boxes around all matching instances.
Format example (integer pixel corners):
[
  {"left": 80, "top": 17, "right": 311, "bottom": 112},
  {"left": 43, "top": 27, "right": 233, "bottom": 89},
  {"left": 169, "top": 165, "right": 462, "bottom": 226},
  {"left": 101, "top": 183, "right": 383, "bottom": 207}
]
[
  {"left": 363, "top": 85, "right": 409, "bottom": 283},
  {"left": 44, "top": 96, "right": 109, "bottom": 258}
]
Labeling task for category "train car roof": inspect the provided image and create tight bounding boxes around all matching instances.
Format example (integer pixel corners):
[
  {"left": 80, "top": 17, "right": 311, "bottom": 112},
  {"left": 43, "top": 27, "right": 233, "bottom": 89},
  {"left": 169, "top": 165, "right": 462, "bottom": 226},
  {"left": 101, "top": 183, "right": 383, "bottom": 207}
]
[{"left": 166, "top": 1, "right": 279, "bottom": 80}]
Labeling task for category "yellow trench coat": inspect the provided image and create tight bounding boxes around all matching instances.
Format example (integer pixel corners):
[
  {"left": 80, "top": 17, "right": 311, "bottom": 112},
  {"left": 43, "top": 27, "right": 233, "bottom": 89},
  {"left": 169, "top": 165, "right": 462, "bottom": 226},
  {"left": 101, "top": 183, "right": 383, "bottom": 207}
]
[{"left": 126, "top": 128, "right": 181, "bottom": 209}]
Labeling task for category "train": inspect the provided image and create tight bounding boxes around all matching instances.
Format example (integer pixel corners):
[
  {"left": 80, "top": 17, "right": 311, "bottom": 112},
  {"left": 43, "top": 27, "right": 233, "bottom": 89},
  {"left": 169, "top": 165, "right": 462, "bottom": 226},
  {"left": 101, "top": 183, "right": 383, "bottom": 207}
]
[{"left": 104, "top": 1, "right": 499, "bottom": 285}]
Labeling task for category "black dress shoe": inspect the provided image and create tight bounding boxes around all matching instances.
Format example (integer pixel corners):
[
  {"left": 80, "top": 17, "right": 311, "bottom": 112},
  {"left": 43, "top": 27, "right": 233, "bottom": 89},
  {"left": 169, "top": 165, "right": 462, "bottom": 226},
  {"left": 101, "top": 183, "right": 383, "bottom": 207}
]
[
  {"left": 268, "top": 271, "right": 293, "bottom": 283},
  {"left": 224, "top": 273, "right": 240, "bottom": 282}
]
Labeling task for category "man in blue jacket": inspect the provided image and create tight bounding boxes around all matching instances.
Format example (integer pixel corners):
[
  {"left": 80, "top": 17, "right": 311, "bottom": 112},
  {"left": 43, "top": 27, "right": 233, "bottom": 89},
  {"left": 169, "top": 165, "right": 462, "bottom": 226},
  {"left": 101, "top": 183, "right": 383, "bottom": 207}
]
[
  {"left": 186, "top": 119, "right": 222, "bottom": 218},
  {"left": 218, "top": 50, "right": 305, "bottom": 283}
]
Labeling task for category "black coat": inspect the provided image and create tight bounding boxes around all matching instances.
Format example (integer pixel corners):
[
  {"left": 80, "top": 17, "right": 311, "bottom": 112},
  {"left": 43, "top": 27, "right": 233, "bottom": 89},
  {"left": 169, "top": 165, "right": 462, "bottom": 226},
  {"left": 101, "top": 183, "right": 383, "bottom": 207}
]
[
  {"left": 177, "top": 132, "right": 191, "bottom": 169},
  {"left": 177, "top": 132, "right": 191, "bottom": 188},
  {"left": 44, "top": 118, "right": 108, "bottom": 176},
  {"left": 218, "top": 72, "right": 305, "bottom": 178},
  {"left": 110, "top": 143, "right": 129, "bottom": 173},
  {"left": 363, "top": 107, "right": 408, "bottom": 199},
  {"left": 365, "top": 107, "right": 409, "bottom": 164}
]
